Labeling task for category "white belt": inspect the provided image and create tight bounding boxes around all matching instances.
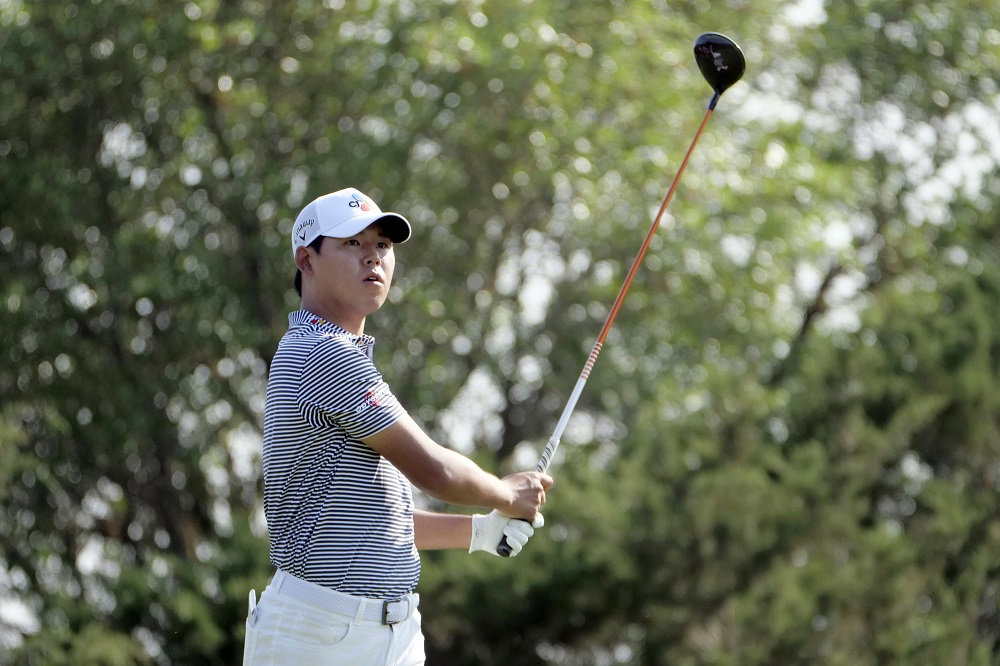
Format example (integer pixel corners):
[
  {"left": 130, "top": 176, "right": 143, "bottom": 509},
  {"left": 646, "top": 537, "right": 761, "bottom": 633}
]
[{"left": 271, "top": 570, "right": 419, "bottom": 625}]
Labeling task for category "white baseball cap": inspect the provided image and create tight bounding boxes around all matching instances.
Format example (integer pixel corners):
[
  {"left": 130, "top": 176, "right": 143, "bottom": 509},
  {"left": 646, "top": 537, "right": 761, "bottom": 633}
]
[{"left": 291, "top": 188, "right": 411, "bottom": 258}]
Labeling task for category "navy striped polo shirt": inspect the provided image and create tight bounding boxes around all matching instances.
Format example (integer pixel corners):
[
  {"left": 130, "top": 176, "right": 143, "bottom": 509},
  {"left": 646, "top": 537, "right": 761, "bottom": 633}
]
[{"left": 262, "top": 310, "right": 419, "bottom": 597}]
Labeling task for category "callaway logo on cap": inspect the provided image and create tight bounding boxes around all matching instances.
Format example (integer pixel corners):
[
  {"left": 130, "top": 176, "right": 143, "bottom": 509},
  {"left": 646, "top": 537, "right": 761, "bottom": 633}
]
[{"left": 291, "top": 188, "right": 412, "bottom": 258}]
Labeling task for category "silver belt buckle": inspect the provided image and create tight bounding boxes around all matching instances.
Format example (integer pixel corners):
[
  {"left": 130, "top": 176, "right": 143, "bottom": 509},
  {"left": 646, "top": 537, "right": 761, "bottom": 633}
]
[{"left": 381, "top": 597, "right": 408, "bottom": 625}]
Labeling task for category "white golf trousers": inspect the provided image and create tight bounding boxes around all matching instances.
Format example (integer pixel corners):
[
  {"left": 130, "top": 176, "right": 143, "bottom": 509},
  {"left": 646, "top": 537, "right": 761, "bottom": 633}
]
[{"left": 242, "top": 570, "right": 425, "bottom": 666}]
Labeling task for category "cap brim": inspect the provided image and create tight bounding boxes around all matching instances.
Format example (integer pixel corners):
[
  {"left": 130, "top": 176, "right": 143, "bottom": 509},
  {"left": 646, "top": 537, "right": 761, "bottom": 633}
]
[{"left": 321, "top": 213, "right": 411, "bottom": 243}]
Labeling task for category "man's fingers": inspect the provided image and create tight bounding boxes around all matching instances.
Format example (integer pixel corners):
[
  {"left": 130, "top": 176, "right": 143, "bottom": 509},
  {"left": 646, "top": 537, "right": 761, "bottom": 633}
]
[{"left": 504, "top": 515, "right": 541, "bottom": 543}]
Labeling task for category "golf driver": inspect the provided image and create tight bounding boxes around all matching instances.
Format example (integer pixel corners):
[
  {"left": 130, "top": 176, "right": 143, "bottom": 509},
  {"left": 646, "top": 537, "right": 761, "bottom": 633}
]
[{"left": 497, "top": 33, "right": 745, "bottom": 556}]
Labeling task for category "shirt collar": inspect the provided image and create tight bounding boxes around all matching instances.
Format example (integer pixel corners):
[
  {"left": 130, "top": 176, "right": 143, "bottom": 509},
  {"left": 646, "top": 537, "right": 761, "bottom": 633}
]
[{"left": 288, "top": 310, "right": 376, "bottom": 357}]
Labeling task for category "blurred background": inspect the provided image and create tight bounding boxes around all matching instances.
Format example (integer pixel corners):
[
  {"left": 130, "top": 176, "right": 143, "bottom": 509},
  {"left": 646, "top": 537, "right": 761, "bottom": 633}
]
[{"left": 2, "top": 0, "right": 999, "bottom": 664}]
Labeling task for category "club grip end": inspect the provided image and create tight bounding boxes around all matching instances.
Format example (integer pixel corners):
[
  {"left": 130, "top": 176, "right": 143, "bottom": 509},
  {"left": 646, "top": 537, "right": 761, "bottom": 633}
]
[{"left": 496, "top": 535, "right": 513, "bottom": 557}]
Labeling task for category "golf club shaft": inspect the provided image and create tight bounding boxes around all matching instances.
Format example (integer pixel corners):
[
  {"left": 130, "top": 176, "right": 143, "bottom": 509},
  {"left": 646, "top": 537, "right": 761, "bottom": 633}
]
[
  {"left": 539, "top": 102, "right": 715, "bottom": 472},
  {"left": 497, "top": 103, "right": 717, "bottom": 556}
]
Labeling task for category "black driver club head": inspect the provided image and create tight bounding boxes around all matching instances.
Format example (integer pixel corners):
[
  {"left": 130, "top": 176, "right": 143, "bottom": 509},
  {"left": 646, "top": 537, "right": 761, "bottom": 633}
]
[{"left": 693, "top": 32, "right": 745, "bottom": 99}]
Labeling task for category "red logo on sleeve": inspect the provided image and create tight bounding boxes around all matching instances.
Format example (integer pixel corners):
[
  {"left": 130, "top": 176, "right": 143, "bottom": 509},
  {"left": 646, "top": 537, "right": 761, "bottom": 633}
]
[
  {"left": 362, "top": 389, "right": 381, "bottom": 409},
  {"left": 355, "top": 383, "right": 391, "bottom": 414}
]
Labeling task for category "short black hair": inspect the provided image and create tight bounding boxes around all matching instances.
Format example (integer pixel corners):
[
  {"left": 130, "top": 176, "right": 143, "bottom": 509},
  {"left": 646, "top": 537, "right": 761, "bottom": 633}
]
[{"left": 294, "top": 235, "right": 326, "bottom": 296}]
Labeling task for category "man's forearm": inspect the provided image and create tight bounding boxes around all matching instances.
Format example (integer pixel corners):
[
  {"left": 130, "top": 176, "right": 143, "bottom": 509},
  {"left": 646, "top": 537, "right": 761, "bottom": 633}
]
[
  {"left": 364, "top": 416, "right": 514, "bottom": 509},
  {"left": 413, "top": 510, "right": 473, "bottom": 550}
]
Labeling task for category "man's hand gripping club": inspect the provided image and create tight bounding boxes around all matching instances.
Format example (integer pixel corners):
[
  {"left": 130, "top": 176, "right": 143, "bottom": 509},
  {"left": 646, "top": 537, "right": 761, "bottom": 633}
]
[{"left": 470, "top": 471, "right": 552, "bottom": 557}]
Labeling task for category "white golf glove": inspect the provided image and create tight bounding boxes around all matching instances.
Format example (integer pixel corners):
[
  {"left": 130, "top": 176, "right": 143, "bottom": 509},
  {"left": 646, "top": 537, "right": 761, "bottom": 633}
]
[{"left": 469, "top": 510, "right": 545, "bottom": 557}]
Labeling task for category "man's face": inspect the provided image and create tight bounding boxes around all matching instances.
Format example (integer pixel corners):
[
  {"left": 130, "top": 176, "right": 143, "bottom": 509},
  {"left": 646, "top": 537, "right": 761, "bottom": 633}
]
[{"left": 301, "top": 222, "right": 396, "bottom": 329}]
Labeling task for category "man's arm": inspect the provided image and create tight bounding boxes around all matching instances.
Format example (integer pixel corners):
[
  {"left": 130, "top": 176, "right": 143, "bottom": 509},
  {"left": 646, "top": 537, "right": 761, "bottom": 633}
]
[
  {"left": 362, "top": 413, "right": 552, "bottom": 521},
  {"left": 413, "top": 509, "right": 542, "bottom": 557},
  {"left": 412, "top": 510, "right": 471, "bottom": 550}
]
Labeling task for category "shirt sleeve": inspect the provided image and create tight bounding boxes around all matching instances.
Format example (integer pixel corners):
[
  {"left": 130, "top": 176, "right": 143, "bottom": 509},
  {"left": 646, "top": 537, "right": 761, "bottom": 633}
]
[{"left": 297, "top": 335, "right": 406, "bottom": 440}]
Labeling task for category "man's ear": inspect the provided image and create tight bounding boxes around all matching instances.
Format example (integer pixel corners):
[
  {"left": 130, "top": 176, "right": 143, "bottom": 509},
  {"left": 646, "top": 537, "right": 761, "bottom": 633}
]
[{"left": 295, "top": 246, "right": 312, "bottom": 274}]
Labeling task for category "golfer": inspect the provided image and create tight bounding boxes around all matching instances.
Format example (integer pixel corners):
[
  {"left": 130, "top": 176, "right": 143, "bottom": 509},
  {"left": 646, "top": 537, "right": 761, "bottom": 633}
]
[{"left": 243, "top": 188, "right": 553, "bottom": 665}]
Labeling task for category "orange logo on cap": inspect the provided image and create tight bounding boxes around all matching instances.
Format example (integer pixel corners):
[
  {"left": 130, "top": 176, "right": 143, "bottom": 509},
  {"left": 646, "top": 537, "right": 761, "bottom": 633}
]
[{"left": 349, "top": 193, "right": 371, "bottom": 212}]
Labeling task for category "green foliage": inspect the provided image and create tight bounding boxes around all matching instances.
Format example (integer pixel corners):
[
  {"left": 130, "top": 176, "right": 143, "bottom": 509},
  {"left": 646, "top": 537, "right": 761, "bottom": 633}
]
[
  {"left": 16, "top": 623, "right": 151, "bottom": 666},
  {"left": 2, "top": 0, "right": 1000, "bottom": 664}
]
